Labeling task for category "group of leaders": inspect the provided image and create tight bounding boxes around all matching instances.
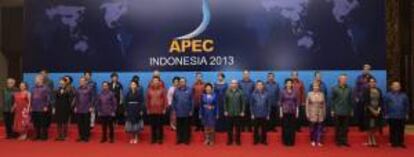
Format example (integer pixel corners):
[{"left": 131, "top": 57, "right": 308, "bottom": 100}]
[{"left": 1, "top": 64, "right": 410, "bottom": 148}]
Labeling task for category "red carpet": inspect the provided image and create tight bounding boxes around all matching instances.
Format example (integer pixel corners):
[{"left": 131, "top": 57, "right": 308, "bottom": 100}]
[{"left": 0, "top": 125, "right": 413, "bottom": 157}]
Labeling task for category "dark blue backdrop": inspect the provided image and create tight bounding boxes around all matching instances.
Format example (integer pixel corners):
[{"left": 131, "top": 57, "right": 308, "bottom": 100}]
[{"left": 24, "top": 0, "right": 385, "bottom": 72}]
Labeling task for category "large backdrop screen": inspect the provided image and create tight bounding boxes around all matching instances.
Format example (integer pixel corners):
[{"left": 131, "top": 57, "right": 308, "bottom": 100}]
[{"left": 24, "top": 0, "right": 385, "bottom": 72}]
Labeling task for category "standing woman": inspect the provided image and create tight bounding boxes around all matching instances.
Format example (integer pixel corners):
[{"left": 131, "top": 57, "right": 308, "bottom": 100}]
[
  {"left": 167, "top": 77, "right": 180, "bottom": 130},
  {"left": 214, "top": 72, "right": 228, "bottom": 132},
  {"left": 96, "top": 82, "right": 118, "bottom": 143},
  {"left": 124, "top": 79, "right": 145, "bottom": 144},
  {"left": 200, "top": 83, "right": 219, "bottom": 146},
  {"left": 13, "top": 82, "right": 31, "bottom": 140},
  {"left": 362, "top": 78, "right": 383, "bottom": 147},
  {"left": 279, "top": 79, "right": 300, "bottom": 146},
  {"left": 53, "top": 76, "right": 75, "bottom": 141},
  {"left": 306, "top": 82, "right": 326, "bottom": 147}
]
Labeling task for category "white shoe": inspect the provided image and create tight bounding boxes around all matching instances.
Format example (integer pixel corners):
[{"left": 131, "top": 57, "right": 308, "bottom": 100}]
[
  {"left": 317, "top": 143, "right": 323, "bottom": 147},
  {"left": 311, "top": 142, "right": 316, "bottom": 147}
]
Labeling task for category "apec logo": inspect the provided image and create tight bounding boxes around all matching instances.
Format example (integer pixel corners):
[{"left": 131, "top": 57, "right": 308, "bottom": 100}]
[{"left": 169, "top": 0, "right": 214, "bottom": 53}]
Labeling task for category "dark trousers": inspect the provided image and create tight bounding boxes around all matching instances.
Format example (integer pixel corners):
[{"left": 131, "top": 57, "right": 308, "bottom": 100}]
[
  {"left": 282, "top": 114, "right": 296, "bottom": 146},
  {"left": 243, "top": 105, "right": 252, "bottom": 131},
  {"left": 324, "top": 105, "right": 334, "bottom": 126},
  {"left": 100, "top": 116, "right": 114, "bottom": 141},
  {"left": 269, "top": 106, "right": 279, "bottom": 131},
  {"left": 176, "top": 117, "right": 191, "bottom": 144},
  {"left": 227, "top": 116, "right": 242, "bottom": 144},
  {"left": 193, "top": 107, "right": 203, "bottom": 131},
  {"left": 116, "top": 104, "right": 125, "bottom": 125},
  {"left": 215, "top": 102, "right": 227, "bottom": 132},
  {"left": 31, "top": 112, "right": 49, "bottom": 140},
  {"left": 3, "top": 112, "right": 15, "bottom": 138},
  {"left": 389, "top": 119, "right": 405, "bottom": 146},
  {"left": 253, "top": 118, "right": 268, "bottom": 144},
  {"left": 355, "top": 101, "right": 365, "bottom": 131},
  {"left": 296, "top": 106, "right": 306, "bottom": 131},
  {"left": 77, "top": 113, "right": 90, "bottom": 141},
  {"left": 57, "top": 122, "right": 69, "bottom": 139},
  {"left": 149, "top": 114, "right": 164, "bottom": 142},
  {"left": 335, "top": 116, "right": 350, "bottom": 145}
]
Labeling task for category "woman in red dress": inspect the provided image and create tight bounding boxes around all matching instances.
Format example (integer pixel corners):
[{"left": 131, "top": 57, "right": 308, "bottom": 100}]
[{"left": 13, "top": 82, "right": 31, "bottom": 140}]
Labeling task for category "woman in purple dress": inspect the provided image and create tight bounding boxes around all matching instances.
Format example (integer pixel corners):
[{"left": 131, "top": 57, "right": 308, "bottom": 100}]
[
  {"left": 279, "top": 79, "right": 300, "bottom": 146},
  {"left": 200, "top": 83, "right": 219, "bottom": 146}
]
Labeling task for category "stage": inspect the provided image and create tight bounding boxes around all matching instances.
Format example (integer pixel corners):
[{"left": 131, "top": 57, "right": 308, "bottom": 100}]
[{"left": 0, "top": 125, "right": 413, "bottom": 157}]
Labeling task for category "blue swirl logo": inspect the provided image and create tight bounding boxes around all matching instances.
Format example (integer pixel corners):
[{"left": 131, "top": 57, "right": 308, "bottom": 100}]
[{"left": 176, "top": 0, "right": 211, "bottom": 40}]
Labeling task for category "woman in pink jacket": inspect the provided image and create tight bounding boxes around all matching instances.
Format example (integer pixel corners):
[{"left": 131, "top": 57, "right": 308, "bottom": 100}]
[{"left": 306, "top": 82, "right": 326, "bottom": 147}]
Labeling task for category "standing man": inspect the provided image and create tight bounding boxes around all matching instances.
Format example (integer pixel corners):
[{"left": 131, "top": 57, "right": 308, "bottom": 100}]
[
  {"left": 265, "top": 72, "right": 280, "bottom": 132},
  {"left": 73, "top": 77, "right": 94, "bottom": 142},
  {"left": 96, "top": 82, "right": 117, "bottom": 143},
  {"left": 146, "top": 76, "right": 168, "bottom": 144},
  {"left": 83, "top": 70, "right": 97, "bottom": 128},
  {"left": 1, "top": 78, "right": 18, "bottom": 139},
  {"left": 149, "top": 70, "right": 165, "bottom": 89},
  {"left": 192, "top": 72, "right": 205, "bottom": 131},
  {"left": 31, "top": 75, "right": 52, "bottom": 140},
  {"left": 224, "top": 80, "right": 246, "bottom": 146},
  {"left": 39, "top": 70, "right": 54, "bottom": 91},
  {"left": 172, "top": 78, "right": 193, "bottom": 145},
  {"left": 214, "top": 72, "right": 228, "bottom": 132},
  {"left": 354, "top": 64, "right": 375, "bottom": 131},
  {"left": 250, "top": 81, "right": 271, "bottom": 145},
  {"left": 384, "top": 81, "right": 410, "bottom": 148},
  {"left": 291, "top": 71, "right": 305, "bottom": 132},
  {"left": 39, "top": 70, "right": 54, "bottom": 131},
  {"left": 331, "top": 74, "right": 354, "bottom": 147},
  {"left": 239, "top": 70, "right": 255, "bottom": 132},
  {"left": 109, "top": 72, "right": 124, "bottom": 125}
]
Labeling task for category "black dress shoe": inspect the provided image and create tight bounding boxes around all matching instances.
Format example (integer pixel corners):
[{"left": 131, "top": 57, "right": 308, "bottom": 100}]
[
  {"left": 158, "top": 140, "right": 163, "bottom": 144},
  {"left": 343, "top": 143, "right": 350, "bottom": 147},
  {"left": 226, "top": 141, "right": 233, "bottom": 146},
  {"left": 100, "top": 139, "right": 107, "bottom": 143},
  {"left": 109, "top": 139, "right": 114, "bottom": 143},
  {"left": 236, "top": 141, "right": 241, "bottom": 146},
  {"left": 262, "top": 141, "right": 268, "bottom": 145}
]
